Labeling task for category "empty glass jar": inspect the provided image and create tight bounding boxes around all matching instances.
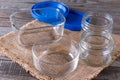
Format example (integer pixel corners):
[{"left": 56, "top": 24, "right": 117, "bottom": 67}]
[
  {"left": 79, "top": 12, "right": 114, "bottom": 67},
  {"left": 32, "top": 35, "right": 79, "bottom": 77},
  {"left": 10, "top": 8, "right": 65, "bottom": 47}
]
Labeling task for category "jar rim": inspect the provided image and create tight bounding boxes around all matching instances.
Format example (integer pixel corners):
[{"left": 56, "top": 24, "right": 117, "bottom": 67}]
[
  {"left": 82, "top": 11, "right": 113, "bottom": 32},
  {"left": 9, "top": 9, "right": 66, "bottom": 31},
  {"left": 32, "top": 35, "right": 80, "bottom": 65}
]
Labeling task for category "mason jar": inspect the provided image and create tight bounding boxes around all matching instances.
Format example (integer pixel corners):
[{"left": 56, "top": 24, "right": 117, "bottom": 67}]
[{"left": 79, "top": 12, "right": 114, "bottom": 67}]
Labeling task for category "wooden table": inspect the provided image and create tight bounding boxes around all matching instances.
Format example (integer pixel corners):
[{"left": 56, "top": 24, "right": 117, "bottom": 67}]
[{"left": 0, "top": 0, "right": 120, "bottom": 80}]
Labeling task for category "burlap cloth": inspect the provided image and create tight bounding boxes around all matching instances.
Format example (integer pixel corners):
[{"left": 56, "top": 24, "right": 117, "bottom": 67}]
[{"left": 0, "top": 20, "right": 120, "bottom": 80}]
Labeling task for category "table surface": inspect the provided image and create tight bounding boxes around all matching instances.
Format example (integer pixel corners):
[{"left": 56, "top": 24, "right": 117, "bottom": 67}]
[{"left": 0, "top": 0, "right": 120, "bottom": 80}]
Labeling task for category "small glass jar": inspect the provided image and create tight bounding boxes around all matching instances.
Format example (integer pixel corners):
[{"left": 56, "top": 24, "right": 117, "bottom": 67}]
[
  {"left": 32, "top": 35, "right": 79, "bottom": 77},
  {"left": 79, "top": 12, "right": 114, "bottom": 67}
]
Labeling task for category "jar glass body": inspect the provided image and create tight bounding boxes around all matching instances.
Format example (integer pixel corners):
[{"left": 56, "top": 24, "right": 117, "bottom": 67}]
[
  {"left": 10, "top": 8, "right": 65, "bottom": 47},
  {"left": 32, "top": 35, "right": 79, "bottom": 77},
  {"left": 79, "top": 31, "right": 114, "bottom": 67},
  {"left": 79, "top": 12, "right": 114, "bottom": 67}
]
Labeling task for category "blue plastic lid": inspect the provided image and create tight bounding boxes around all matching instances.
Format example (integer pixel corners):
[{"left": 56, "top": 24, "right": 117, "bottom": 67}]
[
  {"left": 65, "top": 9, "right": 85, "bottom": 31},
  {"left": 31, "top": 1, "right": 69, "bottom": 17},
  {"left": 31, "top": 1, "right": 85, "bottom": 31},
  {"left": 31, "top": 7, "right": 65, "bottom": 25}
]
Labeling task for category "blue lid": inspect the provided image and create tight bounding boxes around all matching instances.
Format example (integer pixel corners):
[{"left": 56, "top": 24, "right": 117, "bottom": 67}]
[
  {"left": 31, "top": 1, "right": 69, "bottom": 17},
  {"left": 31, "top": 7, "right": 65, "bottom": 25},
  {"left": 65, "top": 9, "right": 85, "bottom": 31},
  {"left": 31, "top": 1, "right": 85, "bottom": 31}
]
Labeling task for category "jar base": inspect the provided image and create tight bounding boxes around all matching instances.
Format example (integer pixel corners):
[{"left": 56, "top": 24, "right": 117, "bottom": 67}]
[{"left": 81, "top": 54, "right": 112, "bottom": 67}]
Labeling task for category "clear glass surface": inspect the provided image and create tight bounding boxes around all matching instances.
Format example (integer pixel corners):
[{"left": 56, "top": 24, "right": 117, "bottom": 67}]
[
  {"left": 79, "top": 12, "right": 114, "bottom": 67},
  {"left": 10, "top": 8, "right": 65, "bottom": 47},
  {"left": 79, "top": 31, "right": 114, "bottom": 67},
  {"left": 32, "top": 35, "right": 79, "bottom": 77}
]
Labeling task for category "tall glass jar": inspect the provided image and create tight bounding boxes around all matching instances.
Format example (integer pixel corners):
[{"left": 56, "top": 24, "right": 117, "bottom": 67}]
[{"left": 79, "top": 12, "right": 114, "bottom": 67}]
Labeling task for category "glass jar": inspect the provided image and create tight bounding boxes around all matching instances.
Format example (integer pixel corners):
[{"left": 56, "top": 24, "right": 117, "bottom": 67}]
[
  {"left": 10, "top": 8, "right": 65, "bottom": 47},
  {"left": 32, "top": 35, "right": 79, "bottom": 77},
  {"left": 79, "top": 12, "right": 114, "bottom": 67}
]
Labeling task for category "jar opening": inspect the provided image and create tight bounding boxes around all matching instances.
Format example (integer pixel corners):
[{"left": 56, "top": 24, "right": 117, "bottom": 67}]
[{"left": 82, "top": 12, "right": 113, "bottom": 32}]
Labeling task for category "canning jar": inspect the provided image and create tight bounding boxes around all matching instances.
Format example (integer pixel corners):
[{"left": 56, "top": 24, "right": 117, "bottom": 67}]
[{"left": 79, "top": 12, "right": 114, "bottom": 67}]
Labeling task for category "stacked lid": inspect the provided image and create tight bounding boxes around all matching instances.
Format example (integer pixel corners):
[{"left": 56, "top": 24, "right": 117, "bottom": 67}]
[{"left": 31, "top": 1, "right": 85, "bottom": 31}]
